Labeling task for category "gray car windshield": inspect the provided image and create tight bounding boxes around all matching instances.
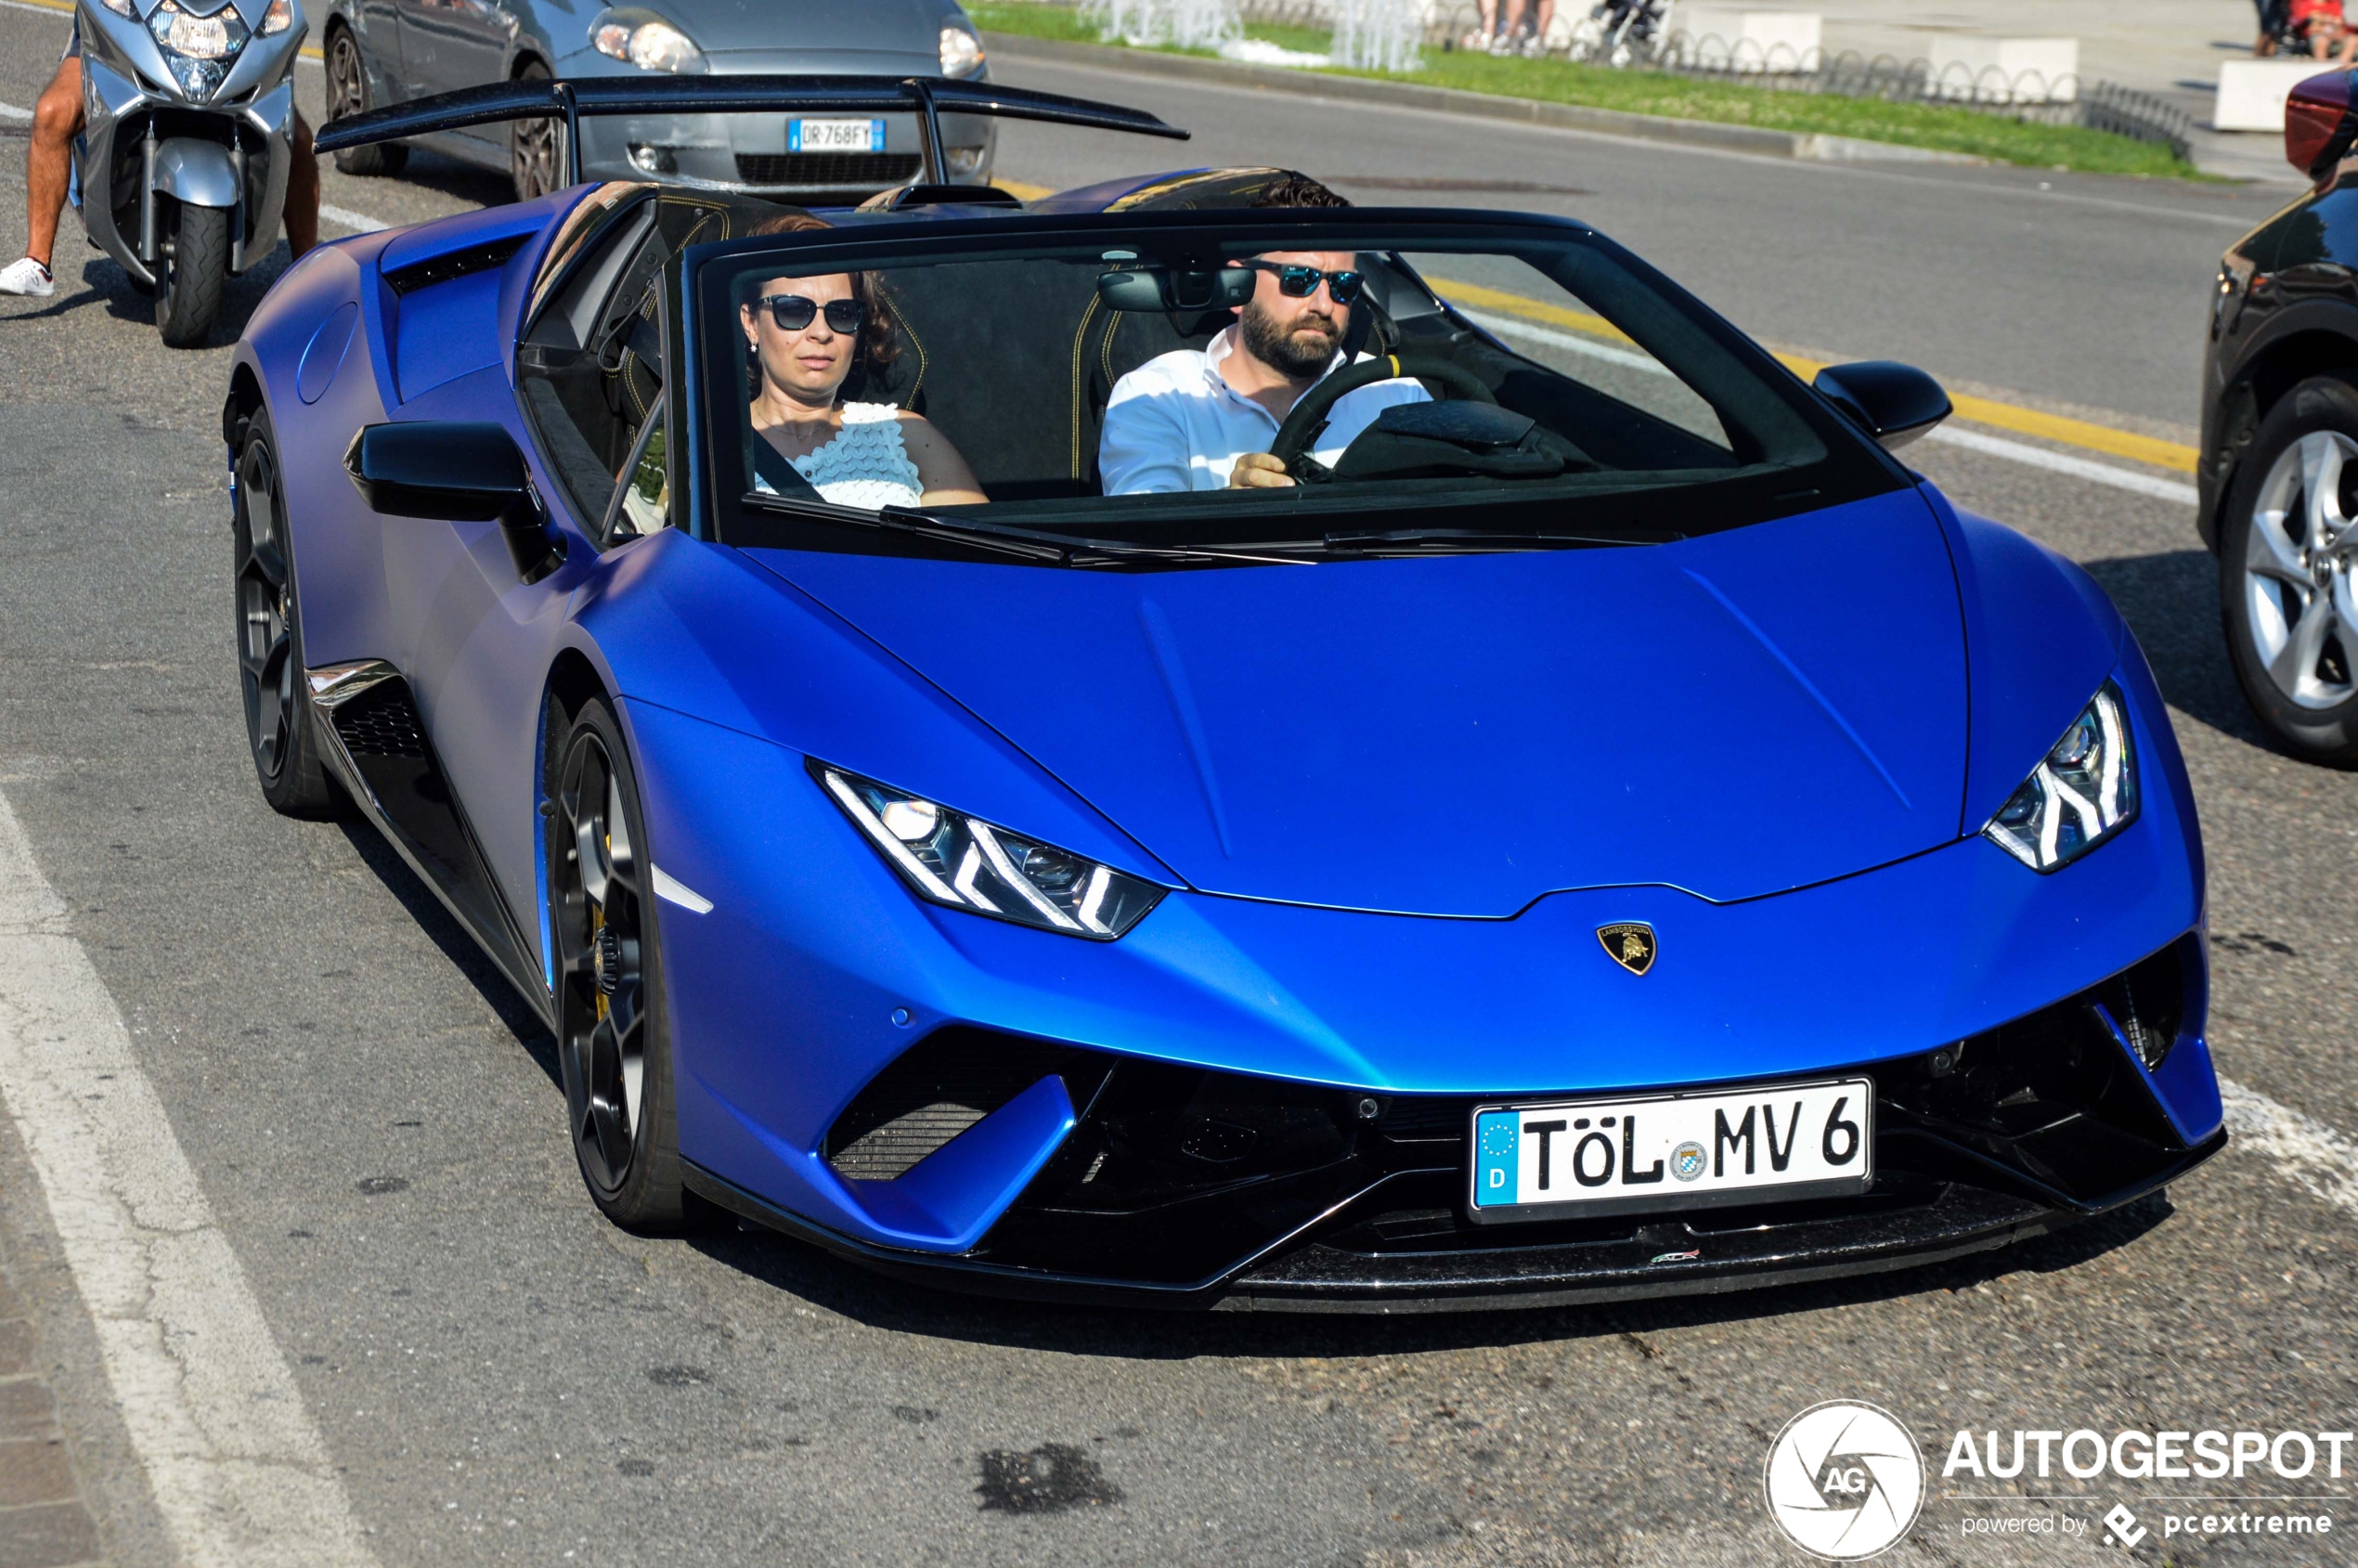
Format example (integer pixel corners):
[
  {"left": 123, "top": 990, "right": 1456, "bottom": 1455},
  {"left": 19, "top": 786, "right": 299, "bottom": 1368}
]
[{"left": 701, "top": 225, "right": 1898, "bottom": 561}]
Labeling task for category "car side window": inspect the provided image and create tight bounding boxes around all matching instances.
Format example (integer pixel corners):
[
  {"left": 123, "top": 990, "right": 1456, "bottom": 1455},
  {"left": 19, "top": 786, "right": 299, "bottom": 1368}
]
[
  {"left": 600, "top": 396, "right": 669, "bottom": 547},
  {"left": 520, "top": 197, "right": 724, "bottom": 526}
]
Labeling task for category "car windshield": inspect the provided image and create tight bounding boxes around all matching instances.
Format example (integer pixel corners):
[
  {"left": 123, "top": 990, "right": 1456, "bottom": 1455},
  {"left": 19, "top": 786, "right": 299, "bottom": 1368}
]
[{"left": 695, "top": 217, "right": 1901, "bottom": 563}]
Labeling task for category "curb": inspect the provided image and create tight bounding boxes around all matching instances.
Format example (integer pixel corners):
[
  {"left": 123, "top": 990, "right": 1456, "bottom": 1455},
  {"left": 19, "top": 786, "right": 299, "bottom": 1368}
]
[{"left": 982, "top": 32, "right": 1989, "bottom": 166}]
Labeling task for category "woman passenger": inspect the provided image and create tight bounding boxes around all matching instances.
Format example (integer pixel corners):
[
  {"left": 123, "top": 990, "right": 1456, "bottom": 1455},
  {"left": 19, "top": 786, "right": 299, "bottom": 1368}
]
[{"left": 741, "top": 215, "right": 985, "bottom": 508}]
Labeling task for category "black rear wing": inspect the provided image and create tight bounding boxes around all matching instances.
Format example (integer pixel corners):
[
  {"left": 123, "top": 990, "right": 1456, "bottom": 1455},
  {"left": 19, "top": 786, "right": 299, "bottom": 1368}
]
[{"left": 312, "top": 74, "right": 1189, "bottom": 188}]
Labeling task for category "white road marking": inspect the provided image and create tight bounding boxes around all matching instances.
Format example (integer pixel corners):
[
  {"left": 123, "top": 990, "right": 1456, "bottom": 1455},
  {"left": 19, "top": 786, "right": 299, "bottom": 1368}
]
[
  {"left": 0, "top": 790, "right": 377, "bottom": 1568},
  {"left": 1458, "top": 305, "right": 1665, "bottom": 375},
  {"left": 0, "top": 101, "right": 31, "bottom": 121},
  {"left": 1458, "top": 306, "right": 2201, "bottom": 506},
  {"left": 318, "top": 202, "right": 389, "bottom": 235},
  {"left": 1921, "top": 424, "right": 2199, "bottom": 506},
  {"left": 2221, "top": 1076, "right": 2358, "bottom": 1219}
]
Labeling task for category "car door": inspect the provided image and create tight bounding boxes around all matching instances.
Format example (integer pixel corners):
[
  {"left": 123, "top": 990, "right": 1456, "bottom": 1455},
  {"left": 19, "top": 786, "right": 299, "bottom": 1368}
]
[{"left": 374, "top": 198, "right": 688, "bottom": 977}]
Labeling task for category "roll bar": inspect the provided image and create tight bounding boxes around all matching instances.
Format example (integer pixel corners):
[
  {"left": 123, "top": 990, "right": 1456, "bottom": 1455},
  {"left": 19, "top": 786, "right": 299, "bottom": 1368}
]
[{"left": 311, "top": 74, "right": 1190, "bottom": 187}]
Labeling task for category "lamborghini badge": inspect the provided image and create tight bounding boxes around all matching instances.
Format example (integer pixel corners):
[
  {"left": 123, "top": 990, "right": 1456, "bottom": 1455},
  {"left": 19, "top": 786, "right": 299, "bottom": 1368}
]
[{"left": 1597, "top": 922, "right": 1656, "bottom": 976}]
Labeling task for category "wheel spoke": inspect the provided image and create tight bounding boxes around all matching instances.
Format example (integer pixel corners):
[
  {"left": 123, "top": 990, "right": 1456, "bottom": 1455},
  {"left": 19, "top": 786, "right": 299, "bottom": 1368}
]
[
  {"left": 2270, "top": 597, "right": 2336, "bottom": 695},
  {"left": 2246, "top": 507, "right": 2311, "bottom": 587},
  {"left": 2301, "top": 432, "right": 2352, "bottom": 553}
]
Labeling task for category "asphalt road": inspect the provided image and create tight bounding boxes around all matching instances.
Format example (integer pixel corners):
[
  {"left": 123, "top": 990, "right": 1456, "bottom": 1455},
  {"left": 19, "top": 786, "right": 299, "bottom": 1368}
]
[{"left": 0, "top": 14, "right": 2353, "bottom": 1567}]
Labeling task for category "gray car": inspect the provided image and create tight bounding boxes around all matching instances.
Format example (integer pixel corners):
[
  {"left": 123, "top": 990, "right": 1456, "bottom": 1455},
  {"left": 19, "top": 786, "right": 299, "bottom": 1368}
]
[{"left": 319, "top": 0, "right": 994, "bottom": 203}]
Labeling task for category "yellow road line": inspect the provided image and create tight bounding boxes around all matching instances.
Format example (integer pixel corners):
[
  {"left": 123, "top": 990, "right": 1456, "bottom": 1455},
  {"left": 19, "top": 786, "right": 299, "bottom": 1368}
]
[
  {"left": 1436, "top": 273, "right": 2199, "bottom": 474},
  {"left": 995, "top": 177, "right": 1053, "bottom": 201},
  {"left": 1431, "top": 276, "right": 1634, "bottom": 345}
]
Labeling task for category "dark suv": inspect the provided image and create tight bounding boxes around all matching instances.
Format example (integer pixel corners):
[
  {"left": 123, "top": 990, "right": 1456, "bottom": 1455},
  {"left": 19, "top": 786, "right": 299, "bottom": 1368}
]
[{"left": 2202, "top": 70, "right": 2358, "bottom": 765}]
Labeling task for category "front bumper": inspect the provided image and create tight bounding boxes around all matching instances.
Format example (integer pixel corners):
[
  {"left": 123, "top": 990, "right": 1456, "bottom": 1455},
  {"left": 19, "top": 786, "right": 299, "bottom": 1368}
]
[{"left": 681, "top": 931, "right": 2225, "bottom": 1310}]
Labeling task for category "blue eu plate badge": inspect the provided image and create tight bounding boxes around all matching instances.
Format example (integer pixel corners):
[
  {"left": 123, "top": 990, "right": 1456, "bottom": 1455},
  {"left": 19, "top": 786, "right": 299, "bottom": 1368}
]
[{"left": 1474, "top": 1111, "right": 1520, "bottom": 1205}]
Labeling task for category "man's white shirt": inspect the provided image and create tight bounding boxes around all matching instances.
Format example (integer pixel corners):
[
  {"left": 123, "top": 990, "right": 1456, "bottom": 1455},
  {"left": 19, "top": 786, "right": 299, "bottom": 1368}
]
[{"left": 1098, "top": 326, "right": 1431, "bottom": 494}]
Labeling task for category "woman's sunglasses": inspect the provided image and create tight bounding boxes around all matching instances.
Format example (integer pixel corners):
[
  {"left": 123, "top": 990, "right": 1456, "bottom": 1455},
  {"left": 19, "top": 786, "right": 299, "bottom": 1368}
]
[
  {"left": 758, "top": 293, "right": 866, "bottom": 333},
  {"left": 1242, "top": 260, "right": 1365, "bottom": 306}
]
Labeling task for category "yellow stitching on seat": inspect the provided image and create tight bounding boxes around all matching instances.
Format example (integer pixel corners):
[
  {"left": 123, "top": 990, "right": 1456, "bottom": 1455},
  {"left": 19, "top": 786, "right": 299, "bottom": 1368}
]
[
  {"left": 1069, "top": 294, "right": 1101, "bottom": 480},
  {"left": 896, "top": 309, "right": 928, "bottom": 408}
]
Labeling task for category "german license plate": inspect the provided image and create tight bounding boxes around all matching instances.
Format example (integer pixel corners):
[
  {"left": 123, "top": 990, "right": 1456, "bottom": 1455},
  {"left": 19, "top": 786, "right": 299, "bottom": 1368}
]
[
  {"left": 789, "top": 117, "right": 885, "bottom": 153},
  {"left": 1469, "top": 1077, "right": 1872, "bottom": 1223}
]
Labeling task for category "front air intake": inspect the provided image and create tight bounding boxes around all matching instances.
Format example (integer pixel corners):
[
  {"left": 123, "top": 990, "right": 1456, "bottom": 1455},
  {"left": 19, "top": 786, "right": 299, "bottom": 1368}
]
[{"left": 824, "top": 1030, "right": 1099, "bottom": 1183}]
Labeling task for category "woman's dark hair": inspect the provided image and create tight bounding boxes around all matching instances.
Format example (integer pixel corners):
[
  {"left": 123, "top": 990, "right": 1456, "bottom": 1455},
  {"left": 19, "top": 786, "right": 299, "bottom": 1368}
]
[{"left": 744, "top": 211, "right": 902, "bottom": 401}]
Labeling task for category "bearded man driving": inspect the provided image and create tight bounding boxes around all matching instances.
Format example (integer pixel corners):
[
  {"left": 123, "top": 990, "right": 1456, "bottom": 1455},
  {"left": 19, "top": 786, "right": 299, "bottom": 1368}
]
[{"left": 1097, "top": 180, "right": 1426, "bottom": 494}]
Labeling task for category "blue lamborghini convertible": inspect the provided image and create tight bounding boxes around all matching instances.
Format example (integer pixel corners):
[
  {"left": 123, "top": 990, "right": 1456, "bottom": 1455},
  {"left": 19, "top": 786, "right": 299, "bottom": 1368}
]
[{"left": 225, "top": 76, "right": 2225, "bottom": 1310}]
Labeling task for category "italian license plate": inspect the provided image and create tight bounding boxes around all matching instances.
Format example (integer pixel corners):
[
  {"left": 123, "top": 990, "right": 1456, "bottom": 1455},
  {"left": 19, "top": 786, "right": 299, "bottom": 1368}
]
[
  {"left": 1469, "top": 1077, "right": 1872, "bottom": 1223},
  {"left": 789, "top": 117, "right": 885, "bottom": 153}
]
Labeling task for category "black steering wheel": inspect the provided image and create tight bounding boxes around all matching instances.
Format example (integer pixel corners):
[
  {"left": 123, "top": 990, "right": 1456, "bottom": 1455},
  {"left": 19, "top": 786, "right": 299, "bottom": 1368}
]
[{"left": 1270, "top": 354, "right": 1497, "bottom": 477}]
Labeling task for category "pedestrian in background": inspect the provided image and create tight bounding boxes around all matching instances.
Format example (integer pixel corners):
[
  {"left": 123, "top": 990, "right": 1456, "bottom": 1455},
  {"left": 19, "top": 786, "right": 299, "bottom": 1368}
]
[
  {"left": 2290, "top": 0, "right": 2358, "bottom": 62},
  {"left": 2255, "top": 0, "right": 2287, "bottom": 55}
]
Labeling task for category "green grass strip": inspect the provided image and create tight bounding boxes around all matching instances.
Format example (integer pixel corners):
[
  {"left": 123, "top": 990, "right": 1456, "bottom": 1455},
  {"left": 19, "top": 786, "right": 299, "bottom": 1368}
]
[{"left": 968, "top": 6, "right": 2200, "bottom": 180}]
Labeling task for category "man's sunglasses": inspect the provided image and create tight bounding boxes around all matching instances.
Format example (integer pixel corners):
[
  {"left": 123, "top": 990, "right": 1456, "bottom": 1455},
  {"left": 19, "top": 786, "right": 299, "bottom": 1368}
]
[
  {"left": 758, "top": 293, "right": 866, "bottom": 333},
  {"left": 1243, "top": 260, "right": 1365, "bottom": 306}
]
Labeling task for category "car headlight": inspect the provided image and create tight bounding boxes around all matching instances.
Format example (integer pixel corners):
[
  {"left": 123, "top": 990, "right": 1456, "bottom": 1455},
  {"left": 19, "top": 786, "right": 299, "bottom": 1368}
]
[
  {"left": 147, "top": 0, "right": 249, "bottom": 98},
  {"left": 817, "top": 763, "right": 1164, "bottom": 940},
  {"left": 259, "top": 0, "right": 297, "bottom": 36},
  {"left": 591, "top": 13, "right": 703, "bottom": 71},
  {"left": 1982, "top": 683, "right": 2138, "bottom": 872},
  {"left": 939, "top": 22, "right": 985, "bottom": 78}
]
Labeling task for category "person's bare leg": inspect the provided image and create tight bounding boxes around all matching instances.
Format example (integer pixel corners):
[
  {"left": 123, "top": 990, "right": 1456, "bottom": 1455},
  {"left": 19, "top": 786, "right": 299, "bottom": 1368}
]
[
  {"left": 25, "top": 56, "right": 81, "bottom": 269},
  {"left": 283, "top": 111, "right": 317, "bottom": 259}
]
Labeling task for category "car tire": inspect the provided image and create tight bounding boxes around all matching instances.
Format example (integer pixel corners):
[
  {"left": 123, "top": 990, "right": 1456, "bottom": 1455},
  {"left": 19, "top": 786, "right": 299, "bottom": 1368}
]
[
  {"left": 325, "top": 27, "right": 408, "bottom": 177},
  {"left": 155, "top": 201, "right": 227, "bottom": 349},
  {"left": 548, "top": 697, "right": 708, "bottom": 1231},
  {"left": 232, "top": 406, "right": 343, "bottom": 817},
  {"left": 2220, "top": 374, "right": 2358, "bottom": 767},
  {"left": 511, "top": 60, "right": 567, "bottom": 204}
]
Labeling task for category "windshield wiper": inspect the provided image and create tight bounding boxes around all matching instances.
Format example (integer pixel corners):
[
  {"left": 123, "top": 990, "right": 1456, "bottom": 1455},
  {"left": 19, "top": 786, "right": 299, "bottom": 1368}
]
[
  {"left": 740, "top": 492, "right": 1313, "bottom": 568},
  {"left": 1313, "top": 525, "right": 1683, "bottom": 553}
]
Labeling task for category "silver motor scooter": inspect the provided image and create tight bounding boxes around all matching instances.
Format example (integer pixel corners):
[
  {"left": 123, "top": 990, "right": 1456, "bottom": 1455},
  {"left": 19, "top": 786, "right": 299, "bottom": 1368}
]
[{"left": 71, "top": 0, "right": 304, "bottom": 347}]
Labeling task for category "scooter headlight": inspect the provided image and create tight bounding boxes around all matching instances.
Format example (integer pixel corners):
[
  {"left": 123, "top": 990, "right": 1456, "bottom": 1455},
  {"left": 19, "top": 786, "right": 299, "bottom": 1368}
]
[{"left": 148, "top": 0, "right": 250, "bottom": 99}]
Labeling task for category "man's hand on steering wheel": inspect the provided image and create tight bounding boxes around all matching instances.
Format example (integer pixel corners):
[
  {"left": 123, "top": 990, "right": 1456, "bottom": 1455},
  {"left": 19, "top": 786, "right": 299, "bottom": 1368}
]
[{"left": 1228, "top": 452, "right": 1295, "bottom": 488}]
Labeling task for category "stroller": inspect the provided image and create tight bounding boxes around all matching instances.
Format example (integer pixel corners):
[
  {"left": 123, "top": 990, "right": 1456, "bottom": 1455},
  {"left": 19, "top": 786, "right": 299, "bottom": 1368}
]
[{"left": 1567, "top": 0, "right": 1674, "bottom": 67}]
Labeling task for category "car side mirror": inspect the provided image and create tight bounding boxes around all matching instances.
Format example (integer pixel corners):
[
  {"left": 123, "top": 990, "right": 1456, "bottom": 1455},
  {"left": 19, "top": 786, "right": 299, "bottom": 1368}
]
[
  {"left": 1811, "top": 362, "right": 1951, "bottom": 452},
  {"left": 2287, "top": 69, "right": 2356, "bottom": 180},
  {"left": 344, "top": 421, "right": 562, "bottom": 584}
]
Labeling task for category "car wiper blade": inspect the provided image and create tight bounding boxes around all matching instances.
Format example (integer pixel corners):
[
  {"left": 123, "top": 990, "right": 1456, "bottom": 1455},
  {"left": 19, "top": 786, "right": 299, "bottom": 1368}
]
[
  {"left": 740, "top": 490, "right": 1314, "bottom": 567},
  {"left": 1315, "top": 526, "right": 1682, "bottom": 552}
]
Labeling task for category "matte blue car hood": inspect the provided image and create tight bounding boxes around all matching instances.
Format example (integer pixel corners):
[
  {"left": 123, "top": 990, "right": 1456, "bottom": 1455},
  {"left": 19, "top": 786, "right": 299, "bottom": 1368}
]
[{"left": 752, "top": 489, "right": 1967, "bottom": 915}]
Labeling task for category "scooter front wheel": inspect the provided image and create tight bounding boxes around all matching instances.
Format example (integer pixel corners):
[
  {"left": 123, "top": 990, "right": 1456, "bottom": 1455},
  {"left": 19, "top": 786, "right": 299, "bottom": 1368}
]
[{"left": 155, "top": 201, "right": 228, "bottom": 349}]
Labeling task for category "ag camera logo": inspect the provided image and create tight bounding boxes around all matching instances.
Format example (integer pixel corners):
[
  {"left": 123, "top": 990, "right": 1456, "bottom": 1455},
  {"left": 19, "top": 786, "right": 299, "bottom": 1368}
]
[{"left": 1764, "top": 1401, "right": 1925, "bottom": 1560}]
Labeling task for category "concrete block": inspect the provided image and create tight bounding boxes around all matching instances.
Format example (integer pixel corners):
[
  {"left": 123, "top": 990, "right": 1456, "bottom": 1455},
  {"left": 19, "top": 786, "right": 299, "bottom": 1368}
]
[
  {"left": 1928, "top": 35, "right": 2080, "bottom": 104},
  {"left": 2216, "top": 57, "right": 2339, "bottom": 132},
  {"left": 1678, "top": 7, "right": 1823, "bottom": 73}
]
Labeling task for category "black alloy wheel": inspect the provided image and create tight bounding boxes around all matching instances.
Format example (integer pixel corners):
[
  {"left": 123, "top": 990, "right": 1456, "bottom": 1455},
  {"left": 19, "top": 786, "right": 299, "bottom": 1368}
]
[
  {"left": 232, "top": 407, "right": 339, "bottom": 816},
  {"left": 511, "top": 60, "right": 566, "bottom": 203},
  {"left": 326, "top": 28, "right": 408, "bottom": 176},
  {"left": 2221, "top": 374, "right": 2358, "bottom": 766},
  {"left": 550, "top": 699, "right": 698, "bottom": 1228}
]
